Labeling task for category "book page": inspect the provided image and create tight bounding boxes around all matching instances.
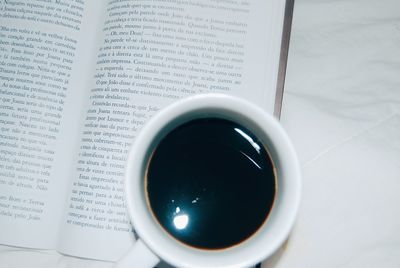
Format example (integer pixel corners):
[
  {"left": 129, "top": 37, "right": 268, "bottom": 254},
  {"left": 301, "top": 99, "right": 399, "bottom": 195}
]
[
  {"left": 0, "top": 0, "right": 106, "bottom": 249},
  {"left": 58, "top": 0, "right": 286, "bottom": 261}
]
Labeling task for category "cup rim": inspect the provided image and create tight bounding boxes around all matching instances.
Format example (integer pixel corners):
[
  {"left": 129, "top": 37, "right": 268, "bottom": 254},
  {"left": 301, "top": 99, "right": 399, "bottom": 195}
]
[{"left": 125, "top": 93, "right": 301, "bottom": 268}]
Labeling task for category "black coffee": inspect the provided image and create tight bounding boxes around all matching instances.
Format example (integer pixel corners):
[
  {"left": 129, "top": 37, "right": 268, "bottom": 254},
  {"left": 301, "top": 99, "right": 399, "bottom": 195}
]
[{"left": 145, "top": 118, "right": 276, "bottom": 249}]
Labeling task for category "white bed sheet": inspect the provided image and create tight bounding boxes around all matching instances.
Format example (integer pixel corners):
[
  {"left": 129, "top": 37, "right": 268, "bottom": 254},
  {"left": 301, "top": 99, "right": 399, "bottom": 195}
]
[{"left": 1, "top": 0, "right": 400, "bottom": 267}]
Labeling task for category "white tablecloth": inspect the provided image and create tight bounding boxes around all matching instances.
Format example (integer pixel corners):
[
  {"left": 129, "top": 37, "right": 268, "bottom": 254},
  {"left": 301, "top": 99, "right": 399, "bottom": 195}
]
[{"left": 1, "top": 0, "right": 399, "bottom": 267}]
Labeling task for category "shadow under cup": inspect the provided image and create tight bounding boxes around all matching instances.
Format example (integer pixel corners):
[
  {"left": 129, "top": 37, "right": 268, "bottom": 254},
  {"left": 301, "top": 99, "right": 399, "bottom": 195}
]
[{"left": 126, "top": 95, "right": 301, "bottom": 267}]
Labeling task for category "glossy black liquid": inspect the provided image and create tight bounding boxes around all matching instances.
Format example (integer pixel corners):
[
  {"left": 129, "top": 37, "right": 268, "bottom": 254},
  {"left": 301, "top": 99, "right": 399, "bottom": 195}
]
[{"left": 146, "top": 118, "right": 276, "bottom": 249}]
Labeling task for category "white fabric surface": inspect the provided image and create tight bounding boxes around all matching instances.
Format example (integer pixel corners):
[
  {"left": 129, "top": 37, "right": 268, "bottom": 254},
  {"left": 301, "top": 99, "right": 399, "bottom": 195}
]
[{"left": 1, "top": 0, "right": 400, "bottom": 267}]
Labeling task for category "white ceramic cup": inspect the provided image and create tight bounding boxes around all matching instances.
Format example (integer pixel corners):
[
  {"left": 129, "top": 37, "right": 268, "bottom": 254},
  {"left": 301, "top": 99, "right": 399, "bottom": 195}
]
[{"left": 115, "top": 94, "right": 301, "bottom": 268}]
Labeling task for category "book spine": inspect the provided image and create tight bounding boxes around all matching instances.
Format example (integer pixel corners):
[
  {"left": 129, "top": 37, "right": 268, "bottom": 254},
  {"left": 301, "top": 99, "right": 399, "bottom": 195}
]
[{"left": 274, "top": 0, "right": 295, "bottom": 119}]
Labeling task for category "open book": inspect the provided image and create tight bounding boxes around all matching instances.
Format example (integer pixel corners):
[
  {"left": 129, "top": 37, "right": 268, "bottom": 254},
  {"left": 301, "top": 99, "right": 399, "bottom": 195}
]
[{"left": 0, "top": 0, "right": 293, "bottom": 264}]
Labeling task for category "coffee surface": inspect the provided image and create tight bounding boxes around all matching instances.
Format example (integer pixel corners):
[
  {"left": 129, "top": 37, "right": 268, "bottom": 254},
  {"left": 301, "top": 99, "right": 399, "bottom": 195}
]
[{"left": 146, "top": 118, "right": 276, "bottom": 249}]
